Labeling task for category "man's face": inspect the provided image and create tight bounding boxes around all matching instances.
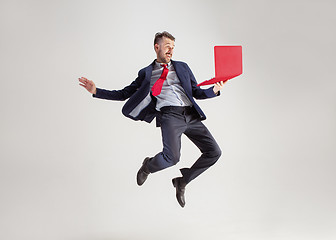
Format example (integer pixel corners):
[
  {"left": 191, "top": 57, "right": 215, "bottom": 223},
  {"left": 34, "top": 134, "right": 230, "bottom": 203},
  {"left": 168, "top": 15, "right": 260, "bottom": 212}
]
[{"left": 155, "top": 37, "right": 175, "bottom": 63}]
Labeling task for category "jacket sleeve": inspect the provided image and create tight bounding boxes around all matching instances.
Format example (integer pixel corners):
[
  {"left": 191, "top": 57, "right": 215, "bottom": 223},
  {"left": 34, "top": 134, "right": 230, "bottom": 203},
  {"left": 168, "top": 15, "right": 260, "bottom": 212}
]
[
  {"left": 92, "top": 69, "right": 145, "bottom": 101},
  {"left": 186, "top": 64, "right": 220, "bottom": 99}
]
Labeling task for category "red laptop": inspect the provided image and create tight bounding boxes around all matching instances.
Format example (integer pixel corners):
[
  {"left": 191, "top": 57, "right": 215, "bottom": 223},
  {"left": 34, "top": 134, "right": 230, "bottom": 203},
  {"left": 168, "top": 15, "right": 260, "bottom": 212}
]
[{"left": 197, "top": 46, "right": 243, "bottom": 86}]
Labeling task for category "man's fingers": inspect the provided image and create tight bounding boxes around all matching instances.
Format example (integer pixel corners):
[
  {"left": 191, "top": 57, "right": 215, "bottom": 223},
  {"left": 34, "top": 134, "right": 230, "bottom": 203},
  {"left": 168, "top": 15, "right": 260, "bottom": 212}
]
[
  {"left": 79, "top": 78, "right": 93, "bottom": 87},
  {"left": 218, "top": 81, "right": 226, "bottom": 87},
  {"left": 78, "top": 78, "right": 86, "bottom": 84},
  {"left": 79, "top": 77, "right": 89, "bottom": 82}
]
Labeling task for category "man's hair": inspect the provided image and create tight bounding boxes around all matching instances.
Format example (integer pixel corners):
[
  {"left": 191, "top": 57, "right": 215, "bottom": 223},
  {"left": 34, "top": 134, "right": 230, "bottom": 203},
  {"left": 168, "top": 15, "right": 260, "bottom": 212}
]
[{"left": 154, "top": 31, "right": 175, "bottom": 45}]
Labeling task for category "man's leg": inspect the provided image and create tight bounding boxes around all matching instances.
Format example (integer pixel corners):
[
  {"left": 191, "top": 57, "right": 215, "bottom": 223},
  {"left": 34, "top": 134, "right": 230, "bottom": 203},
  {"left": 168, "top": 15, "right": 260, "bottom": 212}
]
[
  {"left": 170, "top": 119, "right": 221, "bottom": 207},
  {"left": 181, "top": 119, "right": 222, "bottom": 184},
  {"left": 147, "top": 111, "right": 186, "bottom": 172},
  {"left": 137, "top": 110, "right": 186, "bottom": 186}
]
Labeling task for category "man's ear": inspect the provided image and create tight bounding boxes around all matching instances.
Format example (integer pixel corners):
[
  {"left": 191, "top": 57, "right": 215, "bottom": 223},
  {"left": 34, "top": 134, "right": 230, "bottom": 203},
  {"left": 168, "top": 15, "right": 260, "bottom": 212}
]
[{"left": 154, "top": 43, "right": 159, "bottom": 52}]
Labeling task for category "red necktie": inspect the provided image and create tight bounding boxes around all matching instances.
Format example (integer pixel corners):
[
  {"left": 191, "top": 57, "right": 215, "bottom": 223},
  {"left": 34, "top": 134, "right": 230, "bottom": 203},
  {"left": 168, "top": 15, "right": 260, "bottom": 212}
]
[{"left": 151, "top": 64, "right": 169, "bottom": 96}]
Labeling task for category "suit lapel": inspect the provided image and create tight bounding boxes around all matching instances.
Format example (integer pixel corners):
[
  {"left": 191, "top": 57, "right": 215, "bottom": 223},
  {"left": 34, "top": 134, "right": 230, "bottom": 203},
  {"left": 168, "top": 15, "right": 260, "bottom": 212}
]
[
  {"left": 172, "top": 60, "right": 192, "bottom": 95},
  {"left": 144, "top": 61, "right": 155, "bottom": 84},
  {"left": 172, "top": 60, "right": 182, "bottom": 82}
]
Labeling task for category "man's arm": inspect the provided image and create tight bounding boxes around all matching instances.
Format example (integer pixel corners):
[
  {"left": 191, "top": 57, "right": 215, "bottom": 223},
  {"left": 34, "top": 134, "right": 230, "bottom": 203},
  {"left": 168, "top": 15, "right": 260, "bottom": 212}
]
[
  {"left": 78, "top": 69, "right": 145, "bottom": 101},
  {"left": 184, "top": 64, "right": 226, "bottom": 99}
]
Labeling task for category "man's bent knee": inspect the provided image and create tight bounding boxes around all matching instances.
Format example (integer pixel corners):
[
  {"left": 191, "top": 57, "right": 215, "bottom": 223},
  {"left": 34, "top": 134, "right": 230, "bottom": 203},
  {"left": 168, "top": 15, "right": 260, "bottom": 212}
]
[{"left": 162, "top": 152, "right": 180, "bottom": 166}]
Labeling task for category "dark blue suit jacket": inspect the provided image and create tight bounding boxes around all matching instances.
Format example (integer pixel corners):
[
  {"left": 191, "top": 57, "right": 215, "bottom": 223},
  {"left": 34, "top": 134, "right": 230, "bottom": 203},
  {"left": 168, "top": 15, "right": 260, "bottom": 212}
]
[{"left": 93, "top": 60, "right": 219, "bottom": 126}]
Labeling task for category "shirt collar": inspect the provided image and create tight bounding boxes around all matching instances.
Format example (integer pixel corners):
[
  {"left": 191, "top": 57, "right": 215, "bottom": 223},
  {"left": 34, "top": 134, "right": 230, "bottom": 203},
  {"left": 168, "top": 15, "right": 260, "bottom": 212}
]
[{"left": 155, "top": 60, "right": 171, "bottom": 68}]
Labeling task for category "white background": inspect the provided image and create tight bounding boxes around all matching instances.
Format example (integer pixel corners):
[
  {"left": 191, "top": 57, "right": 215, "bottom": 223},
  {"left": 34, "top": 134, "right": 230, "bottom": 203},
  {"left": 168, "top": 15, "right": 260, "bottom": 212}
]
[{"left": 1, "top": 0, "right": 335, "bottom": 239}]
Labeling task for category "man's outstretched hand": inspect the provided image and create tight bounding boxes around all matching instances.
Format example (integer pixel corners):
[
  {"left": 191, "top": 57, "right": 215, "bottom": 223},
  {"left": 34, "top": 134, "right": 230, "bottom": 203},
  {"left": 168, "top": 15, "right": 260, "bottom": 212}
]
[
  {"left": 213, "top": 81, "right": 226, "bottom": 95},
  {"left": 79, "top": 77, "right": 97, "bottom": 95}
]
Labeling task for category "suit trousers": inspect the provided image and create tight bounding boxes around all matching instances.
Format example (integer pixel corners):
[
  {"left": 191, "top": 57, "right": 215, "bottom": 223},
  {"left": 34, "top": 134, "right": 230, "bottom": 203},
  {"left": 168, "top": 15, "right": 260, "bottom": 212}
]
[{"left": 146, "top": 106, "right": 222, "bottom": 184}]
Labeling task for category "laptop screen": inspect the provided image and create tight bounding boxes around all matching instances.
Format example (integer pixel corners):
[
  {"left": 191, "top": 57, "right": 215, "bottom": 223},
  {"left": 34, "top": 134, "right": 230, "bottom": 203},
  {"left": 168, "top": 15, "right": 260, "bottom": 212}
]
[{"left": 215, "top": 46, "right": 242, "bottom": 79}]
